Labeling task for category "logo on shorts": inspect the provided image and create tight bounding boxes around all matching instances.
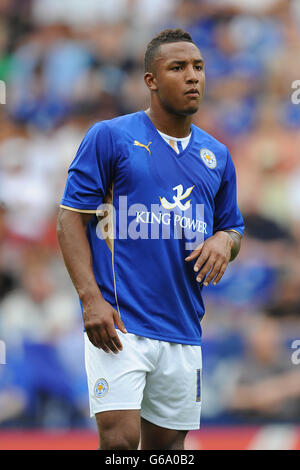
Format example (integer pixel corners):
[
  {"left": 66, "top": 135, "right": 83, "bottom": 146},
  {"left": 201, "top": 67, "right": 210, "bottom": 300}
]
[
  {"left": 94, "top": 378, "right": 109, "bottom": 398},
  {"left": 200, "top": 148, "right": 217, "bottom": 169}
]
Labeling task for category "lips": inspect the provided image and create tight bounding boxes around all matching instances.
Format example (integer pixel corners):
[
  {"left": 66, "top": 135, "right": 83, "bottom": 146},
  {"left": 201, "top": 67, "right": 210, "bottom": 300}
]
[{"left": 185, "top": 88, "right": 200, "bottom": 96}]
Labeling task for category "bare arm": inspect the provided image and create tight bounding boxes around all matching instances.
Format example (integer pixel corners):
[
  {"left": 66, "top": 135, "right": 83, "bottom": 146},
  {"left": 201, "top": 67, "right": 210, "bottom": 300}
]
[{"left": 56, "top": 207, "right": 127, "bottom": 353}]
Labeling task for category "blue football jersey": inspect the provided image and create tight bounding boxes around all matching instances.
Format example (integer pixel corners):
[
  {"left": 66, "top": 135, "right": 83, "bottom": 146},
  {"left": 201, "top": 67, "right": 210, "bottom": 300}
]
[{"left": 61, "top": 111, "right": 244, "bottom": 345}]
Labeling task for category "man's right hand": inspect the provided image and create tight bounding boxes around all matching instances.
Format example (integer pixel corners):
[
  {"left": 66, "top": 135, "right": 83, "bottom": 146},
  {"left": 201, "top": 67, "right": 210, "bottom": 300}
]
[{"left": 83, "top": 298, "right": 127, "bottom": 354}]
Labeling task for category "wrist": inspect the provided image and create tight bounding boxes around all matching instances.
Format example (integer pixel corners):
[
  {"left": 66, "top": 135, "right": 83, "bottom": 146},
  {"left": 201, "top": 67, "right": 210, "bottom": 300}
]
[
  {"left": 78, "top": 285, "right": 103, "bottom": 307},
  {"left": 214, "top": 230, "right": 234, "bottom": 248}
]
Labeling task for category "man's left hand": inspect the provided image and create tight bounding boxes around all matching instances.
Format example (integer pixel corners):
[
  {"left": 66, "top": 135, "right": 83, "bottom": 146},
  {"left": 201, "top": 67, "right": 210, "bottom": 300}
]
[{"left": 185, "top": 231, "right": 234, "bottom": 286}]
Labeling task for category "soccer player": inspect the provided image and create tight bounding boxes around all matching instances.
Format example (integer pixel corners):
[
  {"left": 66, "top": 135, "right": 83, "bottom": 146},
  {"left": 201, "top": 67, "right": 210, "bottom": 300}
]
[{"left": 57, "top": 29, "right": 244, "bottom": 450}]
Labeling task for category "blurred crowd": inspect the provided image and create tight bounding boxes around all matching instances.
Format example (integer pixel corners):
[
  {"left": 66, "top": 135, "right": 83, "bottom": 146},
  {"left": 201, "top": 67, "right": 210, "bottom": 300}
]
[{"left": 0, "top": 0, "right": 299, "bottom": 429}]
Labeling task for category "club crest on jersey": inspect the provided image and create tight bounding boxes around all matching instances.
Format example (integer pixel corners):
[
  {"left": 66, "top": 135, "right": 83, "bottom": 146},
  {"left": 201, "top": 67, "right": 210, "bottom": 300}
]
[
  {"left": 200, "top": 148, "right": 217, "bottom": 169},
  {"left": 160, "top": 184, "right": 195, "bottom": 211},
  {"left": 94, "top": 378, "right": 109, "bottom": 398}
]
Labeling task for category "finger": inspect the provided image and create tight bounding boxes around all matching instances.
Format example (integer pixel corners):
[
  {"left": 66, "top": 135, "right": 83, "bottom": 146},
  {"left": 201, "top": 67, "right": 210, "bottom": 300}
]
[
  {"left": 95, "top": 330, "right": 110, "bottom": 353},
  {"left": 87, "top": 328, "right": 100, "bottom": 348},
  {"left": 87, "top": 330, "right": 98, "bottom": 348},
  {"left": 212, "top": 262, "right": 228, "bottom": 285},
  {"left": 106, "top": 323, "right": 123, "bottom": 353},
  {"left": 106, "top": 337, "right": 120, "bottom": 354},
  {"left": 196, "top": 257, "right": 216, "bottom": 283},
  {"left": 88, "top": 329, "right": 110, "bottom": 353},
  {"left": 185, "top": 242, "right": 204, "bottom": 261},
  {"left": 110, "top": 334, "right": 123, "bottom": 352},
  {"left": 113, "top": 312, "right": 127, "bottom": 335},
  {"left": 95, "top": 325, "right": 110, "bottom": 353},
  {"left": 203, "top": 260, "right": 223, "bottom": 286},
  {"left": 102, "top": 324, "right": 119, "bottom": 353},
  {"left": 194, "top": 248, "right": 211, "bottom": 273},
  {"left": 99, "top": 342, "right": 110, "bottom": 353}
]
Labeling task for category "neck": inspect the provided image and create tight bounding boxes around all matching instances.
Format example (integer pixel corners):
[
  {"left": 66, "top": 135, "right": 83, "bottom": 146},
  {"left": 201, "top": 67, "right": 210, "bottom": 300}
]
[{"left": 145, "top": 103, "right": 193, "bottom": 138}]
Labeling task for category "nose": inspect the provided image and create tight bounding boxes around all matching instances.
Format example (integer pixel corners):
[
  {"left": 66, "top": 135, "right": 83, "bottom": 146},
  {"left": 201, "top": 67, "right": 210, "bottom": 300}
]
[{"left": 185, "top": 64, "right": 199, "bottom": 84}]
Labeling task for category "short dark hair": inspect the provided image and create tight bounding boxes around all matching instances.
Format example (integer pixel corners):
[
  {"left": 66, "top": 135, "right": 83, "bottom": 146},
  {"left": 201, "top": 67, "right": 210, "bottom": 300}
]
[{"left": 144, "top": 28, "right": 195, "bottom": 73}]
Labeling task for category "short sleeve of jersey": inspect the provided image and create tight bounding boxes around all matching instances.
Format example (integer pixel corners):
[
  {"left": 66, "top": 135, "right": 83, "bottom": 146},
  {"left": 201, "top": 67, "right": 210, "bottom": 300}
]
[
  {"left": 213, "top": 149, "right": 244, "bottom": 236},
  {"left": 61, "top": 122, "right": 115, "bottom": 211}
]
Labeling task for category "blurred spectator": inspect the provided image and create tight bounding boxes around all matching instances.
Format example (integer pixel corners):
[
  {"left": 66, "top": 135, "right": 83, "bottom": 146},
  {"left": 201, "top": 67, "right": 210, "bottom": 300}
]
[
  {"left": 32, "top": 0, "right": 177, "bottom": 28},
  {"left": 0, "top": 126, "right": 56, "bottom": 240},
  {"left": 226, "top": 316, "right": 300, "bottom": 423},
  {"left": 1, "top": 247, "right": 77, "bottom": 345},
  {"left": 0, "top": 248, "right": 86, "bottom": 426}
]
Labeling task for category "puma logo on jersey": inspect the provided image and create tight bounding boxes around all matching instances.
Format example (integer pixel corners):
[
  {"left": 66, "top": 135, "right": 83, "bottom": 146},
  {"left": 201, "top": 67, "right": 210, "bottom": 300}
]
[
  {"left": 134, "top": 140, "right": 152, "bottom": 155},
  {"left": 160, "top": 184, "right": 195, "bottom": 211}
]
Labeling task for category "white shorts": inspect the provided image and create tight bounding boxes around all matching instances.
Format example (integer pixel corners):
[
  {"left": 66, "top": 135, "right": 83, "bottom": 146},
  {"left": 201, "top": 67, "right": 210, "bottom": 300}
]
[{"left": 84, "top": 331, "right": 202, "bottom": 430}]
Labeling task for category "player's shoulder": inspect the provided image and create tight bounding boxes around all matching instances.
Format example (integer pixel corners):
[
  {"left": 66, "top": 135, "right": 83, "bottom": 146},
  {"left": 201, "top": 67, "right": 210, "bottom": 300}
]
[
  {"left": 192, "top": 124, "right": 228, "bottom": 156},
  {"left": 89, "top": 111, "right": 143, "bottom": 137}
]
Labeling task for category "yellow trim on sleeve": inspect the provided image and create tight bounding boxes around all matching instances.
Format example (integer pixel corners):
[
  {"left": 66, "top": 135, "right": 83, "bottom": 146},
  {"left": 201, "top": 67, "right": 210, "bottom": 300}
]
[
  {"left": 60, "top": 205, "right": 98, "bottom": 214},
  {"left": 224, "top": 229, "right": 242, "bottom": 238}
]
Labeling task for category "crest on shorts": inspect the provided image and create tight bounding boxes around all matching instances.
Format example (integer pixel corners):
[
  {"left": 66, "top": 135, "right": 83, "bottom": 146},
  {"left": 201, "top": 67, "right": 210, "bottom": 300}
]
[
  {"left": 94, "top": 378, "right": 109, "bottom": 398},
  {"left": 200, "top": 148, "right": 217, "bottom": 169}
]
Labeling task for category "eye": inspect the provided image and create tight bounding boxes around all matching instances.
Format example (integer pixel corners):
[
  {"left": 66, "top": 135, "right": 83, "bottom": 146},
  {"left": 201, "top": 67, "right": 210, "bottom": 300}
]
[
  {"left": 171, "top": 65, "right": 183, "bottom": 71},
  {"left": 195, "top": 65, "right": 204, "bottom": 71}
]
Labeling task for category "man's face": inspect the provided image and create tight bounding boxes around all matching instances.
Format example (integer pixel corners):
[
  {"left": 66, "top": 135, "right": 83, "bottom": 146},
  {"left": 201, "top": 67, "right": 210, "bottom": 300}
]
[{"left": 148, "top": 41, "right": 205, "bottom": 116}]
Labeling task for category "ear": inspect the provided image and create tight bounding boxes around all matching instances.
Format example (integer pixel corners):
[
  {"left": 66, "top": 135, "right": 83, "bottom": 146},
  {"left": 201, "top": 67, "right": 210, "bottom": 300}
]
[{"left": 144, "top": 72, "right": 158, "bottom": 92}]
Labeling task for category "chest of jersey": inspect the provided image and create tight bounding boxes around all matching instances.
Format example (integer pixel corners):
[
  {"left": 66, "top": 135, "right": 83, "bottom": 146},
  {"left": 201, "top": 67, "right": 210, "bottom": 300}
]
[
  {"left": 114, "top": 133, "right": 224, "bottom": 214},
  {"left": 111, "top": 131, "right": 226, "bottom": 243}
]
